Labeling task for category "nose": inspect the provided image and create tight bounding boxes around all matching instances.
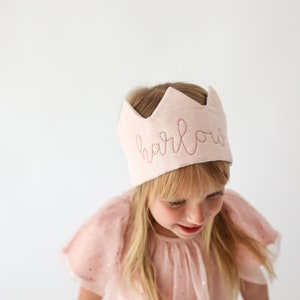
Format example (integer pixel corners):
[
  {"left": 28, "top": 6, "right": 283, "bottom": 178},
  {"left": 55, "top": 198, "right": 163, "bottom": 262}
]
[{"left": 186, "top": 204, "right": 206, "bottom": 225}]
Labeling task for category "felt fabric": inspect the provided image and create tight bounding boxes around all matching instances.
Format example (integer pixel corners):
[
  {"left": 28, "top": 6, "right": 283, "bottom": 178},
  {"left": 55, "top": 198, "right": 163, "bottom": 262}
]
[
  {"left": 118, "top": 87, "right": 232, "bottom": 186},
  {"left": 61, "top": 189, "right": 279, "bottom": 300}
]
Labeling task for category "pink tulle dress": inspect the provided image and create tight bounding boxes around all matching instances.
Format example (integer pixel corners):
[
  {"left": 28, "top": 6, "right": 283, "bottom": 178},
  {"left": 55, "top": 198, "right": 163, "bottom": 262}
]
[{"left": 61, "top": 189, "right": 279, "bottom": 300}]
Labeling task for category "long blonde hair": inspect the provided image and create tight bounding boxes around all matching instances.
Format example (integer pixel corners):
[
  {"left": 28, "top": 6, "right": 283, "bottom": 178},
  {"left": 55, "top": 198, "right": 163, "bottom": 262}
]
[{"left": 121, "top": 82, "right": 275, "bottom": 299}]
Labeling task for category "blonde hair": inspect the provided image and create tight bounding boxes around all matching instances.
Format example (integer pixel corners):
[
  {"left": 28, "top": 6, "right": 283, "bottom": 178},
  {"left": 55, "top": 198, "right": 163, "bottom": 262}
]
[{"left": 121, "top": 82, "right": 275, "bottom": 299}]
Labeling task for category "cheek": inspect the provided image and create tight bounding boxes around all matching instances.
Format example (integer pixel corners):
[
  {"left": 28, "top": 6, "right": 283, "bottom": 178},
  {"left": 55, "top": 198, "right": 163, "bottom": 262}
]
[
  {"left": 150, "top": 203, "right": 183, "bottom": 223},
  {"left": 203, "top": 198, "right": 223, "bottom": 217}
]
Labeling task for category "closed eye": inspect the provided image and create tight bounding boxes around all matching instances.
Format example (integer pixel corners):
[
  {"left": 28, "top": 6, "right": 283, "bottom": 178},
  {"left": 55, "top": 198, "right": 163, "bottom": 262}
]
[
  {"left": 166, "top": 199, "right": 186, "bottom": 208},
  {"left": 206, "top": 191, "right": 224, "bottom": 199}
]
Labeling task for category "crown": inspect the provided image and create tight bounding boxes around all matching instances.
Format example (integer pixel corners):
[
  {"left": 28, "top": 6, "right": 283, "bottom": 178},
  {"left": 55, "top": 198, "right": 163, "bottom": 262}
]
[{"left": 118, "top": 86, "right": 232, "bottom": 186}]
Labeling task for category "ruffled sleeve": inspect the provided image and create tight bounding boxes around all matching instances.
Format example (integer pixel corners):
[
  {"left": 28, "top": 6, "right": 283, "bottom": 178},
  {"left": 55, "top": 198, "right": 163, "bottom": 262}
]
[
  {"left": 222, "top": 190, "right": 280, "bottom": 284},
  {"left": 60, "top": 190, "right": 132, "bottom": 296}
]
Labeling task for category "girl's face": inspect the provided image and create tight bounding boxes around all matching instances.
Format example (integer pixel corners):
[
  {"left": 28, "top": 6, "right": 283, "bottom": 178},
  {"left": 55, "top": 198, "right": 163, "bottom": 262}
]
[{"left": 149, "top": 185, "right": 225, "bottom": 240}]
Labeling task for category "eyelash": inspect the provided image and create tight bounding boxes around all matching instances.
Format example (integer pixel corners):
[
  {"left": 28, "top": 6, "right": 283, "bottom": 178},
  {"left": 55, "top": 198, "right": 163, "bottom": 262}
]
[
  {"left": 165, "top": 191, "right": 223, "bottom": 207},
  {"left": 206, "top": 191, "right": 224, "bottom": 199},
  {"left": 166, "top": 200, "right": 186, "bottom": 208}
]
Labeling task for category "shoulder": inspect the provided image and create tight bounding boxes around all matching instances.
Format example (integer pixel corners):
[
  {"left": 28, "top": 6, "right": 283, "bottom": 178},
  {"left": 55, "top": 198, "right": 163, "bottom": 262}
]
[
  {"left": 221, "top": 189, "right": 278, "bottom": 246},
  {"left": 61, "top": 189, "right": 135, "bottom": 296},
  {"left": 221, "top": 189, "right": 280, "bottom": 284},
  {"left": 65, "top": 189, "right": 134, "bottom": 248},
  {"left": 92, "top": 189, "right": 134, "bottom": 226}
]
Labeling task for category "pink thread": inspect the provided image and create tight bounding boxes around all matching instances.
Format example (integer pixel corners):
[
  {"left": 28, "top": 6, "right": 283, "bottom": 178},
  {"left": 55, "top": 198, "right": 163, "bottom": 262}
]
[{"left": 136, "top": 119, "right": 226, "bottom": 163}]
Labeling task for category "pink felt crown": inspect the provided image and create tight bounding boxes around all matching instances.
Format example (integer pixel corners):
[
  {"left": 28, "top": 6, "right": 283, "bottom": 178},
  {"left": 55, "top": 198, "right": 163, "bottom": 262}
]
[{"left": 118, "top": 86, "right": 232, "bottom": 186}]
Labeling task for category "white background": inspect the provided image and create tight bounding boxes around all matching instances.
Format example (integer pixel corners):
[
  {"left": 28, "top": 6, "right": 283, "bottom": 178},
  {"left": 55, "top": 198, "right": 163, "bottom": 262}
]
[{"left": 0, "top": 0, "right": 299, "bottom": 299}]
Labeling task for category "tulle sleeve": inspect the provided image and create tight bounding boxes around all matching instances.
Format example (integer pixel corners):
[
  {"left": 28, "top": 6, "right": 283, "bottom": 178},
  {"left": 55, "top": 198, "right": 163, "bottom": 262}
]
[
  {"left": 222, "top": 190, "right": 280, "bottom": 284},
  {"left": 60, "top": 191, "right": 132, "bottom": 296}
]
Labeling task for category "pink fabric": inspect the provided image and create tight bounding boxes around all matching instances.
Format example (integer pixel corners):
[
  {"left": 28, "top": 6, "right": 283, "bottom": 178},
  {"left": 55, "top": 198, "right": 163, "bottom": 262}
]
[
  {"left": 61, "top": 190, "right": 279, "bottom": 300},
  {"left": 118, "top": 87, "right": 232, "bottom": 186}
]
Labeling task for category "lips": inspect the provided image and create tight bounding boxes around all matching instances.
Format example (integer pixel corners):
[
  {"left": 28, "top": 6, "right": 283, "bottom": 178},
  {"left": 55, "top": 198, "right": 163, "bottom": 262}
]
[{"left": 178, "top": 224, "right": 202, "bottom": 234}]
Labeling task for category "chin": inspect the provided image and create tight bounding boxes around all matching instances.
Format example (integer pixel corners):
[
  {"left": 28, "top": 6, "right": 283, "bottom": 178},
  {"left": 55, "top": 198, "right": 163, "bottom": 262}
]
[{"left": 175, "top": 231, "right": 201, "bottom": 240}]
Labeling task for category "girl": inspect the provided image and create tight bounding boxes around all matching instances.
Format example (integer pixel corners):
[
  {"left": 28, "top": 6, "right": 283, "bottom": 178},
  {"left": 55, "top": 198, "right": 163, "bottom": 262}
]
[{"left": 61, "top": 82, "right": 279, "bottom": 300}]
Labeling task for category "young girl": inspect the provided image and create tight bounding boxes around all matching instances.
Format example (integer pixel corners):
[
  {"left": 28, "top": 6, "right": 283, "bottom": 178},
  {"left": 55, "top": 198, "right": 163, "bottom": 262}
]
[{"left": 61, "top": 82, "right": 279, "bottom": 300}]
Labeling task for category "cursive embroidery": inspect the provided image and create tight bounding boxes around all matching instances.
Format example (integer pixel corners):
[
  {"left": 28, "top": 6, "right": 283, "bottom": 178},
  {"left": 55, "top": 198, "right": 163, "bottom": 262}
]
[{"left": 136, "top": 119, "right": 226, "bottom": 163}]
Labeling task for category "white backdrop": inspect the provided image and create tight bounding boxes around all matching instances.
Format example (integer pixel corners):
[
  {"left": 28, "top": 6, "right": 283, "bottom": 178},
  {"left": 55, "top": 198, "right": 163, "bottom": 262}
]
[{"left": 0, "top": 0, "right": 299, "bottom": 299}]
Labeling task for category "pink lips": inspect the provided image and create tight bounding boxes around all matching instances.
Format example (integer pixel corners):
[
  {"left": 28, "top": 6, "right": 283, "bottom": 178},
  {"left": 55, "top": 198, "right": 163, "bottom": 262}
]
[{"left": 178, "top": 224, "right": 202, "bottom": 234}]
